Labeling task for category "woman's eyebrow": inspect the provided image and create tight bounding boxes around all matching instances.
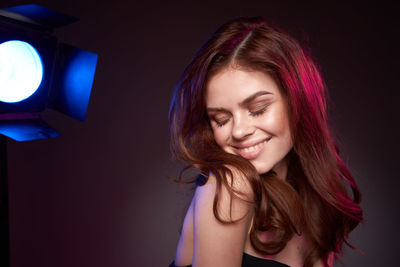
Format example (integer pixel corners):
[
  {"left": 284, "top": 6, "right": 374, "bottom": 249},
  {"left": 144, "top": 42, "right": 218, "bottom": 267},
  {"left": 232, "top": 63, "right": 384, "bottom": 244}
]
[
  {"left": 206, "top": 107, "right": 229, "bottom": 113},
  {"left": 206, "top": 91, "right": 271, "bottom": 112},
  {"left": 239, "top": 91, "right": 271, "bottom": 107}
]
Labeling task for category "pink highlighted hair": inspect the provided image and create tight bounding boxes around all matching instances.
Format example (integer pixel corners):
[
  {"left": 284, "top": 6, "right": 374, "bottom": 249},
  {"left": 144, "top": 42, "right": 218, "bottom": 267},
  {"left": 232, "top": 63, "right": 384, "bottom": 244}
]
[{"left": 169, "top": 17, "right": 363, "bottom": 267}]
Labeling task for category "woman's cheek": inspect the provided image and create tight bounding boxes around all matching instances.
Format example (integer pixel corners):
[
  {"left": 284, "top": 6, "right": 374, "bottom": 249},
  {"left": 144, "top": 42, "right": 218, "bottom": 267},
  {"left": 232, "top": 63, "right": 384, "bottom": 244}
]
[
  {"left": 213, "top": 128, "right": 229, "bottom": 150},
  {"left": 266, "top": 107, "right": 289, "bottom": 135}
]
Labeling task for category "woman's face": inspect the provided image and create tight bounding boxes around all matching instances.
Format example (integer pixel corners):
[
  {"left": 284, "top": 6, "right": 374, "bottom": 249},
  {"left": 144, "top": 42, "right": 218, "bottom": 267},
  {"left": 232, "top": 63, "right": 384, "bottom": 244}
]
[{"left": 206, "top": 67, "right": 293, "bottom": 177}]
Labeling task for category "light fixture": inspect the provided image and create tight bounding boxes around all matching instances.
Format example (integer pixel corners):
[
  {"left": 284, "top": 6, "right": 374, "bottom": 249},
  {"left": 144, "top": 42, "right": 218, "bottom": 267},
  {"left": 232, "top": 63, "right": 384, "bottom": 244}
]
[
  {"left": 0, "top": 4, "right": 98, "bottom": 141},
  {"left": 0, "top": 40, "right": 44, "bottom": 103}
]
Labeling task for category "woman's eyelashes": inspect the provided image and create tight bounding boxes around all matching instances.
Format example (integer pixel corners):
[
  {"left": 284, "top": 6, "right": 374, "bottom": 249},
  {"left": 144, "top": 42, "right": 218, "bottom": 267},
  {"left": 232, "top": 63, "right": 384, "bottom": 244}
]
[
  {"left": 212, "top": 115, "right": 230, "bottom": 127},
  {"left": 249, "top": 107, "right": 267, "bottom": 116},
  {"left": 210, "top": 104, "right": 269, "bottom": 127},
  {"left": 248, "top": 102, "right": 270, "bottom": 116}
]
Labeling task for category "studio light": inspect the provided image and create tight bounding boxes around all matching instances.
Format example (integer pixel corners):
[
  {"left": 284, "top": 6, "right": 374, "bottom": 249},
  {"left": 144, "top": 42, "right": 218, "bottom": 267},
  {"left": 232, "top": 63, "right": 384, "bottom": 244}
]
[
  {"left": 0, "top": 40, "right": 44, "bottom": 103},
  {"left": 0, "top": 4, "right": 98, "bottom": 141},
  {"left": 0, "top": 4, "right": 99, "bottom": 267}
]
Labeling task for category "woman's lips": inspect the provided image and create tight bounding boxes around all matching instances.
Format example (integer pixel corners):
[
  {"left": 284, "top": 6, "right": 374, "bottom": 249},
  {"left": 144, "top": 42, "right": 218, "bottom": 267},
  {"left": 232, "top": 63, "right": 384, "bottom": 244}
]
[{"left": 234, "top": 138, "right": 270, "bottom": 160}]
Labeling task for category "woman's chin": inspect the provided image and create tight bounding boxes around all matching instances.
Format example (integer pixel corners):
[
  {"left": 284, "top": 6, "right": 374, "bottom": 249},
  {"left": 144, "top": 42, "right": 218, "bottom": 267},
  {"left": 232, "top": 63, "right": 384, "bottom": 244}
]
[
  {"left": 251, "top": 162, "right": 273, "bottom": 175},
  {"left": 252, "top": 160, "right": 287, "bottom": 178}
]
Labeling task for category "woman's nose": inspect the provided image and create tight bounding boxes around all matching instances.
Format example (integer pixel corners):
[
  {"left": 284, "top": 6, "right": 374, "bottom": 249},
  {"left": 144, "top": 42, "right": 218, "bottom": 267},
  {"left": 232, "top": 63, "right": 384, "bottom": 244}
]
[{"left": 231, "top": 114, "right": 255, "bottom": 140}]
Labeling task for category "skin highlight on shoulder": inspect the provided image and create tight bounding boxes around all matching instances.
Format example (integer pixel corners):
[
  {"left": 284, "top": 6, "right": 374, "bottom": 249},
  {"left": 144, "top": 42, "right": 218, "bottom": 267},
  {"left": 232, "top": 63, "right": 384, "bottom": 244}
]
[
  {"left": 191, "top": 171, "right": 254, "bottom": 267},
  {"left": 197, "top": 170, "right": 254, "bottom": 222}
]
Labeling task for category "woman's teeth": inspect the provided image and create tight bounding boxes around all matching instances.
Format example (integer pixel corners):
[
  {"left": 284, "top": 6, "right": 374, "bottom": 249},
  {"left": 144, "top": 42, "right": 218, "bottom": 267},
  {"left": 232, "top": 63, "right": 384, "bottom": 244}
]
[{"left": 240, "top": 140, "right": 266, "bottom": 153}]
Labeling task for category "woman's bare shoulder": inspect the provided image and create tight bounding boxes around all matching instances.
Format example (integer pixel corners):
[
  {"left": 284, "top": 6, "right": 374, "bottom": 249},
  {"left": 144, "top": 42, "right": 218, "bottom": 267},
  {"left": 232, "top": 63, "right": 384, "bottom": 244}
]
[
  {"left": 192, "top": 170, "right": 254, "bottom": 267},
  {"left": 199, "top": 167, "right": 254, "bottom": 203}
]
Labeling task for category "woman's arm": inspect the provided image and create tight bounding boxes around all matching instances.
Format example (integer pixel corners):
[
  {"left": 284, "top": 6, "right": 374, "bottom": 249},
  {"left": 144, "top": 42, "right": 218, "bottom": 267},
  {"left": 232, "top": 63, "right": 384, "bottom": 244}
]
[{"left": 192, "top": 173, "right": 254, "bottom": 267}]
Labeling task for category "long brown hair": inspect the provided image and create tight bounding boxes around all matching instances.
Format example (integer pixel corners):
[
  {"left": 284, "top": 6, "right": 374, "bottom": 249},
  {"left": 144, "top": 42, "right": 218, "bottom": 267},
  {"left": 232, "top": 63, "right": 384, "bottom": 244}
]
[{"left": 169, "top": 17, "right": 363, "bottom": 267}]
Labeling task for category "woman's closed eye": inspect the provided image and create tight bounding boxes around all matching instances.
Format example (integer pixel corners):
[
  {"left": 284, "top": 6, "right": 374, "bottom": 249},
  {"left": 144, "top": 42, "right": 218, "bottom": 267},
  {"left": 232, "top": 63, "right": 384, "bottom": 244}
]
[
  {"left": 249, "top": 107, "right": 266, "bottom": 116},
  {"left": 212, "top": 115, "right": 230, "bottom": 127},
  {"left": 249, "top": 103, "right": 269, "bottom": 116},
  {"left": 210, "top": 105, "right": 269, "bottom": 127}
]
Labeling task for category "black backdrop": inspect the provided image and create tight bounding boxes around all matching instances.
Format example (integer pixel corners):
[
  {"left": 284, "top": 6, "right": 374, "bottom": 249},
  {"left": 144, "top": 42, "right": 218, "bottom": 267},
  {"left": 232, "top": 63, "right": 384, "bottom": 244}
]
[{"left": 2, "top": 0, "right": 399, "bottom": 266}]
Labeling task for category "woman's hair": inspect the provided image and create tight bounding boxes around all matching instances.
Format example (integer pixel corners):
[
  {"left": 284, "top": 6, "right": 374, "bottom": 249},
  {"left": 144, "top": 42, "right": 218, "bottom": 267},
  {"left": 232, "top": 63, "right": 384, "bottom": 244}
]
[{"left": 169, "top": 17, "right": 363, "bottom": 267}]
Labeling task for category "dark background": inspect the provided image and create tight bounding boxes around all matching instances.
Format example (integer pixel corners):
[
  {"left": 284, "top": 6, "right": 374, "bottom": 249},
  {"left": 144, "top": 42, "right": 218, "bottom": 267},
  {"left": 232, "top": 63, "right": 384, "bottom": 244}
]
[{"left": 1, "top": 0, "right": 399, "bottom": 266}]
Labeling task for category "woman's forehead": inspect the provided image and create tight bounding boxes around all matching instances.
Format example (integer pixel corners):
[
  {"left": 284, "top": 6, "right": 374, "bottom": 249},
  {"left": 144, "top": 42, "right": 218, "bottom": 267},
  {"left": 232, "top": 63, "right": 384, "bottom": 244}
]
[{"left": 205, "top": 67, "right": 280, "bottom": 107}]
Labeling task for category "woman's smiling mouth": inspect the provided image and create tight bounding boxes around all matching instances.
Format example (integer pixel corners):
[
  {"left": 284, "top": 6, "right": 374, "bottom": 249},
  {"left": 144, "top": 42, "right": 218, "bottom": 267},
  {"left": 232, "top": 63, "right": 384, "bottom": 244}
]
[{"left": 233, "top": 138, "right": 271, "bottom": 160}]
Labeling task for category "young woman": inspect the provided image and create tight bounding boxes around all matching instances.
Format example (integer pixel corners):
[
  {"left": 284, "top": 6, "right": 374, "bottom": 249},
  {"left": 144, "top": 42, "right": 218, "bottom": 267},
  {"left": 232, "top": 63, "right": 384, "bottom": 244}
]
[{"left": 168, "top": 17, "right": 363, "bottom": 267}]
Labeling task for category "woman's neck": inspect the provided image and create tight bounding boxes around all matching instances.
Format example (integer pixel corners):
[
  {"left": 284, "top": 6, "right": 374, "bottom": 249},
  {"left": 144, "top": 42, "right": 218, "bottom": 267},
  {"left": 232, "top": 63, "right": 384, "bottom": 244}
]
[{"left": 272, "top": 157, "right": 289, "bottom": 181}]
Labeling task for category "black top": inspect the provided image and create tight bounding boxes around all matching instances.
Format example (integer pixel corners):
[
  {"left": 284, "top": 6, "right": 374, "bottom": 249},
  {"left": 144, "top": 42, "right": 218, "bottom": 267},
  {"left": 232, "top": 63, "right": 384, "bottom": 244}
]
[{"left": 169, "top": 253, "right": 290, "bottom": 267}]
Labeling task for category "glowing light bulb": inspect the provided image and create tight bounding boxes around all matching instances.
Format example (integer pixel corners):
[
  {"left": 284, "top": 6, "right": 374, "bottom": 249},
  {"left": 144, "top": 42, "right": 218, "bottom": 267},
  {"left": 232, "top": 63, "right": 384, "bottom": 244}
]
[{"left": 0, "top": 40, "right": 43, "bottom": 103}]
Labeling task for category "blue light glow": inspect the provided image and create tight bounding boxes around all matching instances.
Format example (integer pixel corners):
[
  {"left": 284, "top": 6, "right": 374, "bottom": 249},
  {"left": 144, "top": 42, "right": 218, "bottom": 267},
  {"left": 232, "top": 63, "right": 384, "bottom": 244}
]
[
  {"left": 62, "top": 50, "right": 97, "bottom": 121},
  {"left": 0, "top": 40, "right": 43, "bottom": 103},
  {"left": 48, "top": 45, "right": 97, "bottom": 121},
  {"left": 0, "top": 119, "right": 61, "bottom": 141}
]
